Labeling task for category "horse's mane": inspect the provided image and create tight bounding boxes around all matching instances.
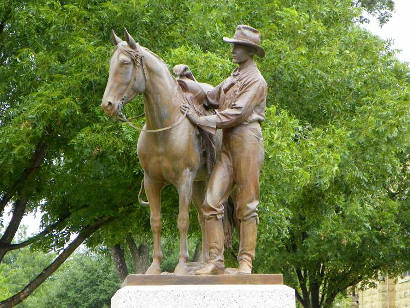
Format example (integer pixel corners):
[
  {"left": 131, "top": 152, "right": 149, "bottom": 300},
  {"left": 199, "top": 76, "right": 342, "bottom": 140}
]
[
  {"left": 141, "top": 47, "right": 167, "bottom": 66},
  {"left": 141, "top": 47, "right": 180, "bottom": 83}
]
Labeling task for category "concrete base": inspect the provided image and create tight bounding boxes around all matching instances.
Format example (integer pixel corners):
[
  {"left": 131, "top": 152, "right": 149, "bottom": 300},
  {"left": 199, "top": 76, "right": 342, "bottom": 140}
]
[{"left": 111, "top": 284, "right": 295, "bottom": 308}]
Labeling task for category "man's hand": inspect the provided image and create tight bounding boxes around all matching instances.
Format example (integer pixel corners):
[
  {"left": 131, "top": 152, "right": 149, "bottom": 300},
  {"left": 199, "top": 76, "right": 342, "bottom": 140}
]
[{"left": 180, "top": 103, "right": 201, "bottom": 124}]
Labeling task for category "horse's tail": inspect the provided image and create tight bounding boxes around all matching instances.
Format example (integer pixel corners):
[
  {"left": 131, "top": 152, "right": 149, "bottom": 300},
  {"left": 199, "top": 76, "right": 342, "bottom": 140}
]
[
  {"left": 138, "top": 179, "right": 150, "bottom": 207},
  {"left": 223, "top": 197, "right": 238, "bottom": 249}
]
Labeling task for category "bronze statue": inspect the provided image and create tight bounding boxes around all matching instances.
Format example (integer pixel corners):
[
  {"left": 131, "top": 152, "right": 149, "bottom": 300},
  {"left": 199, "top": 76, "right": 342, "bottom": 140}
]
[
  {"left": 181, "top": 25, "right": 267, "bottom": 275},
  {"left": 101, "top": 30, "right": 214, "bottom": 275},
  {"left": 101, "top": 25, "right": 266, "bottom": 276}
]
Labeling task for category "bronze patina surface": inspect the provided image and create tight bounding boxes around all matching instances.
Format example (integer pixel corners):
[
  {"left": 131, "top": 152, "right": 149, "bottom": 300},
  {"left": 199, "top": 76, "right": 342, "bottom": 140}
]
[
  {"left": 181, "top": 25, "right": 267, "bottom": 275},
  {"left": 102, "top": 25, "right": 267, "bottom": 277},
  {"left": 122, "top": 274, "right": 283, "bottom": 286},
  {"left": 101, "top": 30, "right": 214, "bottom": 275}
]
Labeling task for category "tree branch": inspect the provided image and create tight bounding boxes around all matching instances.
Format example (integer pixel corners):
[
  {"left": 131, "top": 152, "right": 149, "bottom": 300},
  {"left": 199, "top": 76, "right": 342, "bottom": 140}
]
[
  {"left": 309, "top": 263, "right": 324, "bottom": 308},
  {"left": 126, "top": 234, "right": 139, "bottom": 272},
  {"left": 320, "top": 276, "right": 328, "bottom": 307},
  {"left": 0, "top": 141, "right": 47, "bottom": 213},
  {"left": 320, "top": 263, "right": 325, "bottom": 277},
  {"left": 0, "top": 198, "right": 26, "bottom": 242},
  {"left": 296, "top": 268, "right": 310, "bottom": 308},
  {"left": 0, "top": 193, "right": 11, "bottom": 214},
  {"left": 295, "top": 289, "right": 304, "bottom": 304},
  {"left": 0, "top": 8, "right": 12, "bottom": 36},
  {"left": 0, "top": 213, "right": 70, "bottom": 251},
  {"left": 0, "top": 217, "right": 111, "bottom": 308},
  {"left": 111, "top": 243, "right": 128, "bottom": 281},
  {"left": 0, "top": 198, "right": 27, "bottom": 262},
  {"left": 323, "top": 289, "right": 339, "bottom": 308}
]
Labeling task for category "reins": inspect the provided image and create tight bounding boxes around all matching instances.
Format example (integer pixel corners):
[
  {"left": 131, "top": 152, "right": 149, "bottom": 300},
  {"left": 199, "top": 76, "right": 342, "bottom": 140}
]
[
  {"left": 117, "top": 92, "right": 188, "bottom": 133},
  {"left": 115, "top": 46, "right": 187, "bottom": 133}
]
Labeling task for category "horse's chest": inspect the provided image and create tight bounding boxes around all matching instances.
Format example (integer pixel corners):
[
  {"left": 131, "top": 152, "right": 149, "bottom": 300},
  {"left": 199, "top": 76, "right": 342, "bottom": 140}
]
[
  {"left": 138, "top": 142, "right": 172, "bottom": 165},
  {"left": 137, "top": 133, "right": 201, "bottom": 182},
  {"left": 140, "top": 152, "right": 174, "bottom": 177}
]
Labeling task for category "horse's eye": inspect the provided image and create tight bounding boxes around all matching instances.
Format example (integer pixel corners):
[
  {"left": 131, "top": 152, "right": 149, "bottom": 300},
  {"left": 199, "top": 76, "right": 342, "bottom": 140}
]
[{"left": 120, "top": 59, "right": 131, "bottom": 65}]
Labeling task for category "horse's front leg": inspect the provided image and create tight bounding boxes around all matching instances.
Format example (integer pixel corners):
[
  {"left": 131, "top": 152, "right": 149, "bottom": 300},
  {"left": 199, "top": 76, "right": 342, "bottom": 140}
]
[
  {"left": 192, "top": 181, "right": 209, "bottom": 263},
  {"left": 174, "top": 169, "right": 194, "bottom": 275},
  {"left": 144, "top": 174, "right": 165, "bottom": 275}
]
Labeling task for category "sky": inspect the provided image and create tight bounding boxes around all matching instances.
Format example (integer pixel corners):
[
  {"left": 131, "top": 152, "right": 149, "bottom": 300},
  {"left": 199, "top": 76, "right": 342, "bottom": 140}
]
[
  {"left": 2, "top": 1, "right": 410, "bottom": 238},
  {"left": 362, "top": 0, "right": 410, "bottom": 63}
]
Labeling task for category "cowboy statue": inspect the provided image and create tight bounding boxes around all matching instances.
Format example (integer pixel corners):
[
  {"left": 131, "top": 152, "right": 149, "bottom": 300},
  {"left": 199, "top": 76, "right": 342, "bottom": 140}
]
[{"left": 181, "top": 25, "right": 267, "bottom": 275}]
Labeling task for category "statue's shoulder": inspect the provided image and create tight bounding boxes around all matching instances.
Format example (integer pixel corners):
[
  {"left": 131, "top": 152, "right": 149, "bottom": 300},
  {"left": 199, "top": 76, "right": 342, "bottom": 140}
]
[
  {"left": 241, "top": 68, "right": 267, "bottom": 90},
  {"left": 252, "top": 65, "right": 267, "bottom": 85}
]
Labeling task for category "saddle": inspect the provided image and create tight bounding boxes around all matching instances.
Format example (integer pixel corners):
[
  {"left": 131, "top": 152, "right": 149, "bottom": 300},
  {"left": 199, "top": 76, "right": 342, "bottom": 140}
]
[
  {"left": 173, "top": 64, "right": 218, "bottom": 113},
  {"left": 174, "top": 65, "right": 236, "bottom": 247},
  {"left": 173, "top": 64, "right": 217, "bottom": 175}
]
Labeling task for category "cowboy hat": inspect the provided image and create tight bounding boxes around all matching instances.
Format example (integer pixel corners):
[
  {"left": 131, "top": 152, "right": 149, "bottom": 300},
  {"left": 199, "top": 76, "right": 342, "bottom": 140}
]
[{"left": 223, "top": 25, "right": 265, "bottom": 58}]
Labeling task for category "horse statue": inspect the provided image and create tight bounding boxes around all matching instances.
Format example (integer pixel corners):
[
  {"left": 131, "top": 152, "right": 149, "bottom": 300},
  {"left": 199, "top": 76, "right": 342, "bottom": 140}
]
[{"left": 101, "top": 30, "right": 221, "bottom": 275}]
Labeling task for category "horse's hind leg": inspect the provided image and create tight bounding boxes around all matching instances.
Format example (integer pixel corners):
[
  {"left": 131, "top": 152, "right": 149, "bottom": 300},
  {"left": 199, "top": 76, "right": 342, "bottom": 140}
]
[
  {"left": 192, "top": 181, "right": 209, "bottom": 263},
  {"left": 174, "top": 170, "right": 194, "bottom": 275},
  {"left": 144, "top": 174, "right": 165, "bottom": 275}
]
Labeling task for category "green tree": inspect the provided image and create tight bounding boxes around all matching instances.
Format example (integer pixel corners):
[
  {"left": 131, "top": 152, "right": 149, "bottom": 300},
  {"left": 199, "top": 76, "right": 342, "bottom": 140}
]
[
  {"left": 0, "top": 0, "right": 204, "bottom": 305},
  {"left": 0, "top": 228, "right": 55, "bottom": 307},
  {"left": 353, "top": 0, "right": 395, "bottom": 24},
  {"left": 0, "top": 1, "right": 408, "bottom": 307},
  {"left": 0, "top": 243, "right": 119, "bottom": 308},
  {"left": 38, "top": 252, "right": 119, "bottom": 308},
  {"left": 246, "top": 2, "right": 409, "bottom": 307}
]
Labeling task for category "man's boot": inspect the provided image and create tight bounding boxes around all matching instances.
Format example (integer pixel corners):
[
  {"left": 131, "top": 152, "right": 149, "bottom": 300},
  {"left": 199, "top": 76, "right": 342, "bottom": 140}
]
[
  {"left": 195, "top": 217, "right": 225, "bottom": 275},
  {"left": 237, "top": 217, "right": 258, "bottom": 274}
]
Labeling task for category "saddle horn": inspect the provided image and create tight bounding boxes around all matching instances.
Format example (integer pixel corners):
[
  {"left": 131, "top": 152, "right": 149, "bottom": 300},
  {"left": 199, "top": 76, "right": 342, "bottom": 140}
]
[
  {"left": 111, "top": 30, "right": 123, "bottom": 46},
  {"left": 124, "top": 28, "right": 138, "bottom": 50}
]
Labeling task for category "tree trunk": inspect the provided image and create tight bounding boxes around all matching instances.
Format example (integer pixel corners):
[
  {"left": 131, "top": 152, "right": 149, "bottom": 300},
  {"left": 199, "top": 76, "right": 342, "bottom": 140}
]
[
  {"left": 296, "top": 268, "right": 311, "bottom": 308},
  {"left": 323, "top": 292, "right": 337, "bottom": 308},
  {"left": 126, "top": 235, "right": 138, "bottom": 272},
  {"left": 0, "top": 218, "right": 108, "bottom": 308},
  {"left": 111, "top": 244, "right": 128, "bottom": 281},
  {"left": 0, "top": 141, "right": 47, "bottom": 214},
  {"left": 126, "top": 235, "right": 149, "bottom": 273},
  {"left": 0, "top": 198, "right": 27, "bottom": 262},
  {"left": 0, "top": 193, "right": 11, "bottom": 214},
  {"left": 310, "top": 281, "right": 320, "bottom": 308},
  {"left": 136, "top": 244, "right": 149, "bottom": 273},
  {"left": 0, "top": 140, "right": 47, "bottom": 258}
]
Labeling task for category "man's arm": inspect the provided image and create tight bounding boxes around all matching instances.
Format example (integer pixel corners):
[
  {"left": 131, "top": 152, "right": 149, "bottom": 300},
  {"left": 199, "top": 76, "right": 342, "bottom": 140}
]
[
  {"left": 200, "top": 79, "right": 267, "bottom": 130},
  {"left": 204, "top": 81, "right": 223, "bottom": 109}
]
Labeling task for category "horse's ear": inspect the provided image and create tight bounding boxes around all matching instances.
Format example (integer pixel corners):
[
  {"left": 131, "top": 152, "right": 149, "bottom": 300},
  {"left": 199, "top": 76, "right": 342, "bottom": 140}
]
[
  {"left": 111, "top": 30, "right": 123, "bottom": 46},
  {"left": 124, "top": 28, "right": 138, "bottom": 50}
]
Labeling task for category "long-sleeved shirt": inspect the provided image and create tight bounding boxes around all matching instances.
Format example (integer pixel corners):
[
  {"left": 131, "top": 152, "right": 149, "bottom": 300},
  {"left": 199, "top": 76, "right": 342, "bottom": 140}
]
[{"left": 197, "top": 61, "right": 267, "bottom": 134}]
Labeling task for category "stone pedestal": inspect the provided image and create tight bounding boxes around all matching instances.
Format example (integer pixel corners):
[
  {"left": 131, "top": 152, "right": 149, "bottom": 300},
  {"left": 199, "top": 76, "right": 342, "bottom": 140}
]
[{"left": 111, "top": 274, "right": 295, "bottom": 308}]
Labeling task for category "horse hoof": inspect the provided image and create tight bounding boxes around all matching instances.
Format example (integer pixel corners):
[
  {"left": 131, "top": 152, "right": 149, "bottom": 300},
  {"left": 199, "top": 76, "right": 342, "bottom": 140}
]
[
  {"left": 174, "top": 262, "right": 188, "bottom": 275},
  {"left": 145, "top": 263, "right": 161, "bottom": 275}
]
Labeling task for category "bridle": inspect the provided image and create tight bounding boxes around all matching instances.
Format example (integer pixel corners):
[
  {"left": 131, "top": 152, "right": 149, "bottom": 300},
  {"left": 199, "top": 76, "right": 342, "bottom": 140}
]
[{"left": 114, "top": 46, "right": 187, "bottom": 133}]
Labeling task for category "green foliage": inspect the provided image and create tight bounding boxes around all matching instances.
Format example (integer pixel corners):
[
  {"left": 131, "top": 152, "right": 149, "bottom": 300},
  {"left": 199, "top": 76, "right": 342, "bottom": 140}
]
[
  {"left": 353, "top": 0, "right": 395, "bottom": 24},
  {"left": 0, "top": 246, "right": 55, "bottom": 306},
  {"left": 0, "top": 0, "right": 408, "bottom": 307},
  {"left": 38, "top": 252, "right": 118, "bottom": 308},
  {"left": 0, "top": 246, "right": 118, "bottom": 308},
  {"left": 250, "top": 1, "right": 409, "bottom": 304}
]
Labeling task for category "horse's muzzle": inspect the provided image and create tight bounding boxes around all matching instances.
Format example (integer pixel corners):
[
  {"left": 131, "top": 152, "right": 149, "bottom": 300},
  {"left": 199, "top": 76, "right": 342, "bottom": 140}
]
[{"left": 101, "top": 99, "right": 117, "bottom": 116}]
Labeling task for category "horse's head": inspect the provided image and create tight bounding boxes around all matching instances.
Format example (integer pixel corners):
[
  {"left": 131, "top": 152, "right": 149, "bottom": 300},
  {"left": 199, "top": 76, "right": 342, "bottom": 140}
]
[{"left": 101, "top": 30, "right": 146, "bottom": 117}]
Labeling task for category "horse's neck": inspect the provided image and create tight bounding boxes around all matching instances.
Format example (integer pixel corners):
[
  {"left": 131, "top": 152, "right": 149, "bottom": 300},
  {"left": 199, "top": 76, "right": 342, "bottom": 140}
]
[{"left": 141, "top": 49, "right": 183, "bottom": 129}]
